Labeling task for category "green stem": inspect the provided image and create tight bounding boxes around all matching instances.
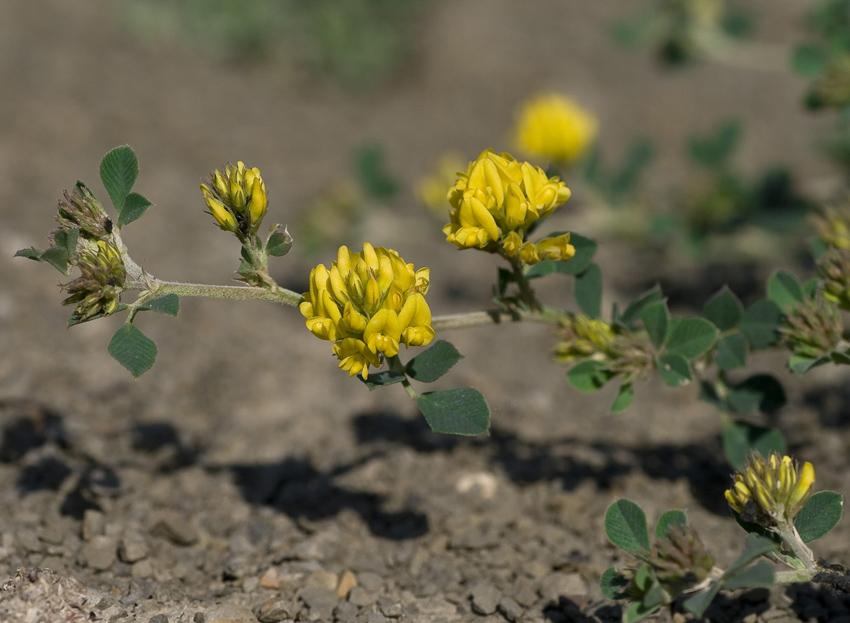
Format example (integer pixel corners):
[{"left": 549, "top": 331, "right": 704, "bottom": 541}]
[
  {"left": 386, "top": 355, "right": 418, "bottom": 400},
  {"left": 431, "top": 307, "right": 562, "bottom": 331},
  {"left": 147, "top": 279, "right": 303, "bottom": 306},
  {"left": 774, "top": 567, "right": 820, "bottom": 584}
]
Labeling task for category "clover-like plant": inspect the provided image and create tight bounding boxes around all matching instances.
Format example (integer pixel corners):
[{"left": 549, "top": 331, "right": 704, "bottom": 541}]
[{"left": 602, "top": 452, "right": 844, "bottom": 621}]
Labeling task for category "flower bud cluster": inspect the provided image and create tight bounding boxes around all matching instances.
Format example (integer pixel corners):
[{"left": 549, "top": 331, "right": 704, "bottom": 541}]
[
  {"left": 513, "top": 94, "right": 598, "bottom": 164},
  {"left": 61, "top": 240, "right": 126, "bottom": 320},
  {"left": 818, "top": 247, "right": 850, "bottom": 311},
  {"left": 780, "top": 294, "right": 843, "bottom": 359},
  {"left": 201, "top": 161, "right": 268, "bottom": 238},
  {"left": 814, "top": 56, "right": 850, "bottom": 109},
  {"left": 56, "top": 184, "right": 110, "bottom": 238},
  {"left": 300, "top": 243, "right": 435, "bottom": 379},
  {"left": 443, "top": 150, "right": 575, "bottom": 265},
  {"left": 625, "top": 524, "right": 715, "bottom": 601},
  {"left": 555, "top": 315, "right": 654, "bottom": 382},
  {"left": 725, "top": 451, "right": 815, "bottom": 527},
  {"left": 554, "top": 314, "right": 616, "bottom": 361}
]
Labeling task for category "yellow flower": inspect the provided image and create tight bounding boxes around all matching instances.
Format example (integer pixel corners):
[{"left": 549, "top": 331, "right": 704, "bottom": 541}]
[
  {"left": 724, "top": 452, "right": 815, "bottom": 526},
  {"left": 443, "top": 150, "right": 571, "bottom": 254},
  {"left": 201, "top": 161, "right": 268, "bottom": 237},
  {"left": 301, "top": 243, "right": 434, "bottom": 379},
  {"left": 513, "top": 94, "right": 598, "bottom": 164}
]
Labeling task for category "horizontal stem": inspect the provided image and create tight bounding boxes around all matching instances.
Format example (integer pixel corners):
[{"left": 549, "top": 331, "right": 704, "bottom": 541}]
[
  {"left": 775, "top": 567, "right": 819, "bottom": 584},
  {"left": 148, "top": 280, "right": 304, "bottom": 307},
  {"left": 432, "top": 307, "right": 562, "bottom": 331}
]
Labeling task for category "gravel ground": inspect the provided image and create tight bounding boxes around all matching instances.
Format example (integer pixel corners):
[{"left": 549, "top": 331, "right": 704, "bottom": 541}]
[{"left": 4, "top": 1, "right": 850, "bottom": 622}]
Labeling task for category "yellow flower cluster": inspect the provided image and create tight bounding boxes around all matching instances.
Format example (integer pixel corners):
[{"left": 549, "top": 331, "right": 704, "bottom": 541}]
[
  {"left": 444, "top": 150, "right": 575, "bottom": 264},
  {"left": 300, "top": 243, "right": 435, "bottom": 379},
  {"left": 725, "top": 452, "right": 815, "bottom": 525},
  {"left": 513, "top": 94, "right": 598, "bottom": 164},
  {"left": 201, "top": 161, "right": 269, "bottom": 237}
]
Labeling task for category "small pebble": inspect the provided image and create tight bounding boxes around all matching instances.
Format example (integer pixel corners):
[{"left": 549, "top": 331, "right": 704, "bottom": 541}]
[
  {"left": 470, "top": 582, "right": 501, "bottom": 615},
  {"left": 337, "top": 569, "right": 357, "bottom": 598},
  {"left": 255, "top": 597, "right": 296, "bottom": 623},
  {"left": 333, "top": 600, "right": 358, "bottom": 623},
  {"left": 259, "top": 567, "right": 279, "bottom": 590},
  {"left": 304, "top": 568, "right": 338, "bottom": 591},
  {"left": 193, "top": 613, "right": 205, "bottom": 623},
  {"left": 119, "top": 533, "right": 149, "bottom": 563},
  {"left": 205, "top": 602, "right": 258, "bottom": 623},
  {"left": 357, "top": 571, "right": 383, "bottom": 593},
  {"left": 539, "top": 572, "right": 587, "bottom": 602},
  {"left": 131, "top": 560, "right": 154, "bottom": 579},
  {"left": 81, "top": 510, "right": 105, "bottom": 541},
  {"left": 348, "top": 586, "right": 377, "bottom": 607},
  {"left": 148, "top": 511, "right": 198, "bottom": 546},
  {"left": 498, "top": 596, "right": 523, "bottom": 622},
  {"left": 82, "top": 535, "right": 117, "bottom": 571},
  {"left": 149, "top": 615, "right": 168, "bottom": 623}
]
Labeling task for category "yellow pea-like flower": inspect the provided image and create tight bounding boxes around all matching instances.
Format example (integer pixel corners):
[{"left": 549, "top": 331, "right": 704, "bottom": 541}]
[
  {"left": 201, "top": 161, "right": 269, "bottom": 237},
  {"left": 302, "top": 243, "right": 435, "bottom": 379},
  {"left": 513, "top": 93, "right": 598, "bottom": 164},
  {"left": 725, "top": 452, "right": 817, "bottom": 527},
  {"left": 443, "top": 150, "right": 574, "bottom": 267}
]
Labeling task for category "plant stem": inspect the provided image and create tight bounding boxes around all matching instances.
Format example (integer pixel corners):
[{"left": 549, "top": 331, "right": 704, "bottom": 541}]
[
  {"left": 431, "top": 307, "right": 562, "bottom": 331},
  {"left": 147, "top": 279, "right": 304, "bottom": 306}
]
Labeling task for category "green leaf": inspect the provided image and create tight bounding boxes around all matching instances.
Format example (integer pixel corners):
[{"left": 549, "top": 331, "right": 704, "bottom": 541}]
[
  {"left": 359, "top": 370, "right": 407, "bottom": 390},
  {"left": 567, "top": 360, "right": 612, "bottom": 392},
  {"left": 655, "top": 510, "right": 687, "bottom": 539},
  {"left": 703, "top": 287, "right": 743, "bottom": 331},
  {"left": 623, "top": 602, "right": 661, "bottom": 623},
  {"left": 100, "top": 145, "right": 139, "bottom": 211},
  {"left": 716, "top": 333, "right": 748, "bottom": 370},
  {"left": 107, "top": 324, "right": 157, "bottom": 378},
  {"left": 688, "top": 120, "right": 741, "bottom": 170},
  {"left": 14, "top": 247, "right": 44, "bottom": 261},
  {"left": 789, "top": 353, "right": 830, "bottom": 375},
  {"left": 118, "top": 192, "right": 152, "bottom": 227},
  {"left": 416, "top": 387, "right": 489, "bottom": 435},
  {"left": 723, "top": 561, "right": 774, "bottom": 590},
  {"left": 642, "top": 301, "right": 669, "bottom": 349},
  {"left": 665, "top": 317, "right": 718, "bottom": 360},
  {"left": 618, "top": 285, "right": 663, "bottom": 329},
  {"left": 767, "top": 270, "right": 804, "bottom": 312},
  {"left": 795, "top": 491, "right": 843, "bottom": 543},
  {"left": 725, "top": 535, "right": 777, "bottom": 576},
  {"left": 726, "top": 374, "right": 786, "bottom": 415},
  {"left": 138, "top": 294, "right": 180, "bottom": 316},
  {"left": 657, "top": 353, "right": 692, "bottom": 387},
  {"left": 611, "top": 383, "right": 634, "bottom": 413},
  {"left": 803, "top": 278, "right": 819, "bottom": 298},
  {"left": 791, "top": 44, "right": 827, "bottom": 78},
  {"left": 600, "top": 568, "right": 628, "bottom": 599},
  {"left": 604, "top": 499, "right": 650, "bottom": 552},
  {"left": 683, "top": 582, "right": 721, "bottom": 617},
  {"left": 38, "top": 228, "right": 80, "bottom": 274},
  {"left": 267, "top": 231, "right": 293, "bottom": 257},
  {"left": 741, "top": 299, "right": 783, "bottom": 349},
  {"left": 405, "top": 340, "right": 463, "bottom": 383},
  {"left": 723, "top": 422, "right": 786, "bottom": 470},
  {"left": 574, "top": 262, "right": 602, "bottom": 318},
  {"left": 355, "top": 143, "right": 398, "bottom": 200}
]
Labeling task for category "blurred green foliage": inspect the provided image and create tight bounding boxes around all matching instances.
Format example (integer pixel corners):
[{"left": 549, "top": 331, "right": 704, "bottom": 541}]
[{"left": 119, "top": 0, "right": 430, "bottom": 86}]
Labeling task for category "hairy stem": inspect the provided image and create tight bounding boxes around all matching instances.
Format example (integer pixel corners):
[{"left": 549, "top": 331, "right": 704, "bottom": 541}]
[
  {"left": 432, "top": 307, "right": 562, "bottom": 331},
  {"left": 146, "top": 279, "right": 304, "bottom": 306}
]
